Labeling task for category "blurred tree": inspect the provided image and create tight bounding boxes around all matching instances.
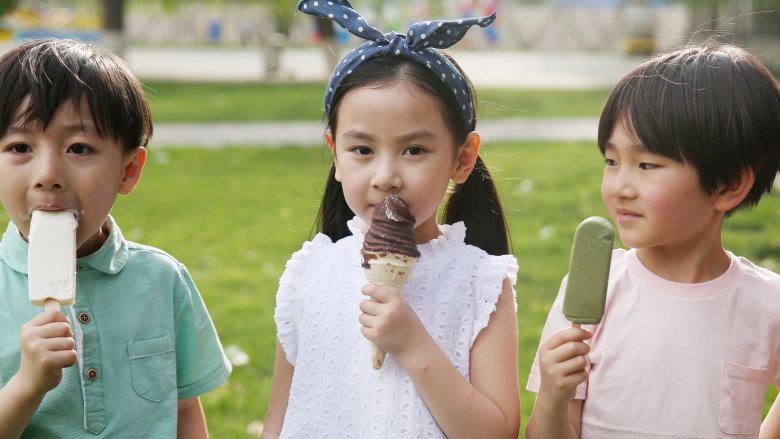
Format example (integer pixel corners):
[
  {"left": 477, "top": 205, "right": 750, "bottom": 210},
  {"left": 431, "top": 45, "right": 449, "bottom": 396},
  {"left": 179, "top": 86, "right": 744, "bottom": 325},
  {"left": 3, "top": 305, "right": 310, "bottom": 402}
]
[
  {"left": 0, "top": 0, "right": 15, "bottom": 17},
  {"left": 676, "top": 0, "right": 780, "bottom": 70},
  {"left": 102, "top": 0, "right": 125, "bottom": 56}
]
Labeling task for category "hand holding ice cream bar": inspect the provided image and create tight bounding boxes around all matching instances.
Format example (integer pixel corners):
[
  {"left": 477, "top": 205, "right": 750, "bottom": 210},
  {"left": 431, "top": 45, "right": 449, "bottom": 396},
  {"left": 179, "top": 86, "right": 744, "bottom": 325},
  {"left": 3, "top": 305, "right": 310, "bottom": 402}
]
[
  {"left": 361, "top": 194, "right": 421, "bottom": 369},
  {"left": 28, "top": 210, "right": 78, "bottom": 311},
  {"left": 563, "top": 216, "right": 614, "bottom": 326}
]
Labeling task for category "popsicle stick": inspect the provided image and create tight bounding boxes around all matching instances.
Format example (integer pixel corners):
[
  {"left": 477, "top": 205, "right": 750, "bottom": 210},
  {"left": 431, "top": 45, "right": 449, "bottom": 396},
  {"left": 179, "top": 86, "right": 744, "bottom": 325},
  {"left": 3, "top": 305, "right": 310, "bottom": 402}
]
[{"left": 44, "top": 298, "right": 61, "bottom": 311}]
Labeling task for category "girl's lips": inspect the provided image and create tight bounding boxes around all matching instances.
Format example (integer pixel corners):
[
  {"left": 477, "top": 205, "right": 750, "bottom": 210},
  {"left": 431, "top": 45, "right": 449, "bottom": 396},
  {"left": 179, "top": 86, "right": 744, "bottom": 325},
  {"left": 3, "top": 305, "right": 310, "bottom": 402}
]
[{"left": 615, "top": 208, "right": 641, "bottom": 221}]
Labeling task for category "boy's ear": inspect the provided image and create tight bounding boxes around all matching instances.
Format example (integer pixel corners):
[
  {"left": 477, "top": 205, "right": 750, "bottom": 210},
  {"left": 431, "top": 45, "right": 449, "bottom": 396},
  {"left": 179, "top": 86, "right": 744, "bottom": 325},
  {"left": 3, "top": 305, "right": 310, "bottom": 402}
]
[
  {"left": 452, "top": 131, "right": 480, "bottom": 184},
  {"left": 118, "top": 147, "right": 147, "bottom": 195},
  {"left": 713, "top": 166, "right": 755, "bottom": 212},
  {"left": 325, "top": 129, "right": 342, "bottom": 182}
]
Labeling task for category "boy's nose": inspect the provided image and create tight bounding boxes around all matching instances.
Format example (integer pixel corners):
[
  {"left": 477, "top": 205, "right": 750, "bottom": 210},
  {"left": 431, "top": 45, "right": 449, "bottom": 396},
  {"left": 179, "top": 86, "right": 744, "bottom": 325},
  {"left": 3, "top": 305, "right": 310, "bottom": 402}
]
[
  {"left": 371, "top": 159, "right": 402, "bottom": 192},
  {"left": 33, "top": 152, "right": 65, "bottom": 190}
]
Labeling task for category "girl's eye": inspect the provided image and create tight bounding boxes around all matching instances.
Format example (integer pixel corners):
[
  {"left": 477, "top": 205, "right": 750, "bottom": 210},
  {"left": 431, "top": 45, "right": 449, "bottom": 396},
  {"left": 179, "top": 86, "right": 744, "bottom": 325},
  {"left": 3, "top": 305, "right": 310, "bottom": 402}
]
[
  {"left": 404, "top": 146, "right": 424, "bottom": 156},
  {"left": 351, "top": 146, "right": 372, "bottom": 156},
  {"left": 67, "top": 143, "right": 91, "bottom": 154},
  {"left": 639, "top": 162, "right": 658, "bottom": 170}
]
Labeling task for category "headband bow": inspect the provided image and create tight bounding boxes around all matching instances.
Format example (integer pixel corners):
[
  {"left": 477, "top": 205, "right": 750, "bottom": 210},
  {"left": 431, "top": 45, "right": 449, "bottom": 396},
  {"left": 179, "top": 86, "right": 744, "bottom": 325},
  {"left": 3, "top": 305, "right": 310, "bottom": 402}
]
[{"left": 296, "top": 0, "right": 496, "bottom": 130}]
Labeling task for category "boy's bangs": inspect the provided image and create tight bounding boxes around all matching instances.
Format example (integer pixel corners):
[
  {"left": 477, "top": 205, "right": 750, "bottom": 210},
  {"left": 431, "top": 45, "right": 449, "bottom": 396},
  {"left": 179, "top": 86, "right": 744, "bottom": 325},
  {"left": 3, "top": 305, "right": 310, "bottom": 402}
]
[{"left": 0, "top": 40, "right": 151, "bottom": 151}]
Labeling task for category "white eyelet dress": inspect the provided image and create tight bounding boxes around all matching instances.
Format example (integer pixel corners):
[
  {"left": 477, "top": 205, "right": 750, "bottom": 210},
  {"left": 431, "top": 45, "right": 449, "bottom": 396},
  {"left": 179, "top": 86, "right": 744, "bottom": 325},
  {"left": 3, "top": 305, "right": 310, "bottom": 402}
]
[{"left": 274, "top": 217, "right": 517, "bottom": 438}]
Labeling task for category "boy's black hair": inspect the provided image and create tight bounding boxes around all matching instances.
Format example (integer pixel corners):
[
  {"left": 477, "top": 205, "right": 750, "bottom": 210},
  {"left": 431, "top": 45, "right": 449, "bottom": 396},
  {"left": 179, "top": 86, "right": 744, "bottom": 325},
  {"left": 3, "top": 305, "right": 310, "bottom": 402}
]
[
  {"left": 598, "top": 44, "right": 780, "bottom": 212},
  {"left": 0, "top": 38, "right": 152, "bottom": 152},
  {"left": 316, "top": 54, "right": 511, "bottom": 256}
]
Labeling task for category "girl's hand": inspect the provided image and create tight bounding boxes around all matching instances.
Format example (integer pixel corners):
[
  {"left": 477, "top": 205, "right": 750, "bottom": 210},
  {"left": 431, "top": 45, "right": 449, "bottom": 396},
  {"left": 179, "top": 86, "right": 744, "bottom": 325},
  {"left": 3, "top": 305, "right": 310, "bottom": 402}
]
[
  {"left": 537, "top": 326, "right": 592, "bottom": 407},
  {"left": 17, "top": 310, "right": 77, "bottom": 395},
  {"left": 359, "top": 283, "right": 426, "bottom": 359}
]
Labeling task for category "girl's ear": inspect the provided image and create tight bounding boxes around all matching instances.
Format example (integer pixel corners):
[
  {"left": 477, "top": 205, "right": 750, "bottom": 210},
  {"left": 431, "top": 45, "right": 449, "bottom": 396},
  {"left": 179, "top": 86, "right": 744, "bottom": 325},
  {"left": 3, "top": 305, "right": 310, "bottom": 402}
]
[
  {"left": 713, "top": 166, "right": 755, "bottom": 212},
  {"left": 118, "top": 147, "right": 147, "bottom": 195},
  {"left": 325, "top": 129, "right": 342, "bottom": 182},
  {"left": 452, "top": 131, "right": 480, "bottom": 184}
]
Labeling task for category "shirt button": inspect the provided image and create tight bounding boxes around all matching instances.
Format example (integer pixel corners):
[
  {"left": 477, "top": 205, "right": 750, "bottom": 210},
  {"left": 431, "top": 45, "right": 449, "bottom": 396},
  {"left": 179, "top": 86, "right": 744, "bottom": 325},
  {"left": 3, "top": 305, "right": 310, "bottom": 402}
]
[
  {"left": 78, "top": 313, "right": 90, "bottom": 324},
  {"left": 86, "top": 368, "right": 98, "bottom": 381}
]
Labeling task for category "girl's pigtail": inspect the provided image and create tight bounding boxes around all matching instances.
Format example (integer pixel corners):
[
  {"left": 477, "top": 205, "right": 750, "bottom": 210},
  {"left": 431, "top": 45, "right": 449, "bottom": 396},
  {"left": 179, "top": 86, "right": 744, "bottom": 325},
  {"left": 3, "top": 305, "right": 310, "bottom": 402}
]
[
  {"left": 443, "top": 155, "right": 510, "bottom": 256},
  {"left": 315, "top": 164, "right": 354, "bottom": 241}
]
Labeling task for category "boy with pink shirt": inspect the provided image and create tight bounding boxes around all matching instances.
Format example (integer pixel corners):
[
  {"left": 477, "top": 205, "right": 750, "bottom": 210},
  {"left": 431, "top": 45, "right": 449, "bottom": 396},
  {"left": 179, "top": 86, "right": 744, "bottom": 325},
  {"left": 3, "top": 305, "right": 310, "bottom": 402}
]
[{"left": 526, "top": 44, "right": 780, "bottom": 438}]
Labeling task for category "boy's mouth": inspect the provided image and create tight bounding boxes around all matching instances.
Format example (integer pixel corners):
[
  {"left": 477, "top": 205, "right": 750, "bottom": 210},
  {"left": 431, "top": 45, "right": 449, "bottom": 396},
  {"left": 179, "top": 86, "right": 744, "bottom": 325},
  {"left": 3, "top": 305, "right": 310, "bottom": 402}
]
[{"left": 29, "top": 206, "right": 80, "bottom": 220}]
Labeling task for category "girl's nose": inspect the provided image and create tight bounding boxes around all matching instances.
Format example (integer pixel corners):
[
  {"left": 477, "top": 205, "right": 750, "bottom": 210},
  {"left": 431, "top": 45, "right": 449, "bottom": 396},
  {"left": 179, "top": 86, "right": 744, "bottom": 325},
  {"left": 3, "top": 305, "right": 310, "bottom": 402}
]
[
  {"left": 33, "top": 151, "right": 65, "bottom": 191},
  {"left": 606, "top": 167, "right": 636, "bottom": 199},
  {"left": 371, "top": 158, "right": 402, "bottom": 192}
]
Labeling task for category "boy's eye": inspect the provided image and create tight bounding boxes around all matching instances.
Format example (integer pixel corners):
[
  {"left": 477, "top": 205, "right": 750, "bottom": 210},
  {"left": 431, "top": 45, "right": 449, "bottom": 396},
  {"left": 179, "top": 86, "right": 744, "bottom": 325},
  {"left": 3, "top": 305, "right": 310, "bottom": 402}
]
[
  {"left": 404, "top": 146, "right": 425, "bottom": 156},
  {"left": 639, "top": 162, "right": 658, "bottom": 170},
  {"left": 604, "top": 158, "right": 617, "bottom": 166},
  {"left": 67, "top": 143, "right": 91, "bottom": 154},
  {"left": 9, "top": 143, "right": 32, "bottom": 153}
]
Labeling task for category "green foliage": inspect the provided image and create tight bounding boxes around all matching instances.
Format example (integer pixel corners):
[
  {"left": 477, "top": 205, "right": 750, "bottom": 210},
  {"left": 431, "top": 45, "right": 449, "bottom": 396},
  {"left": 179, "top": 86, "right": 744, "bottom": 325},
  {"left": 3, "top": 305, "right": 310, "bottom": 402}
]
[
  {"left": 0, "top": 0, "right": 17, "bottom": 17},
  {"left": 3, "top": 142, "right": 776, "bottom": 436}
]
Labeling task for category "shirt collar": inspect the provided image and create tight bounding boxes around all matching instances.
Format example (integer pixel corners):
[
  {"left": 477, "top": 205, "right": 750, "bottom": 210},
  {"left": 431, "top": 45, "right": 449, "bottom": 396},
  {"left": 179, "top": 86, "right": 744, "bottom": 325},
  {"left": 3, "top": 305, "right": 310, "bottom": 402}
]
[{"left": 0, "top": 216, "right": 128, "bottom": 275}]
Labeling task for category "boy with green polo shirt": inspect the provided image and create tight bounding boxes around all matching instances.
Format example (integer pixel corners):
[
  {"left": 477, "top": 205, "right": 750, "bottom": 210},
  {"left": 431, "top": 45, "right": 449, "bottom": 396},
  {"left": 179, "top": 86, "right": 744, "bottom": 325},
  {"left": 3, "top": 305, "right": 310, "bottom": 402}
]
[{"left": 0, "top": 39, "right": 231, "bottom": 438}]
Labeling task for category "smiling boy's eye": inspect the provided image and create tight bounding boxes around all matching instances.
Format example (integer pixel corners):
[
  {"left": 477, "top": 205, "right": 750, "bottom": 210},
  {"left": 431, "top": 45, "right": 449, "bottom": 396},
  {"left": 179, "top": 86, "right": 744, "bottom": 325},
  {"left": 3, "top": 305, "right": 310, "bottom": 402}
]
[
  {"left": 604, "top": 158, "right": 617, "bottom": 166},
  {"left": 639, "top": 162, "right": 658, "bottom": 170}
]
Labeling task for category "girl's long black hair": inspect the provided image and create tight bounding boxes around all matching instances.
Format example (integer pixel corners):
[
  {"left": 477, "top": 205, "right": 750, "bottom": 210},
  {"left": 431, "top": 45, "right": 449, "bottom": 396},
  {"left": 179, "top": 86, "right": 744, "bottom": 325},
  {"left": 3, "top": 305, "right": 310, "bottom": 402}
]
[{"left": 315, "top": 54, "right": 510, "bottom": 256}]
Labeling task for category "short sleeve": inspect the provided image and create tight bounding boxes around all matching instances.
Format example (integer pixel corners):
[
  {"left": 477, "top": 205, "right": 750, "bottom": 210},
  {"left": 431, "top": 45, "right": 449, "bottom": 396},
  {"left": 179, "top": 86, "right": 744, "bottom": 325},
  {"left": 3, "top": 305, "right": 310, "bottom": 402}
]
[
  {"left": 471, "top": 254, "right": 518, "bottom": 346},
  {"left": 526, "top": 274, "right": 589, "bottom": 400},
  {"left": 274, "top": 234, "right": 332, "bottom": 366},
  {"left": 172, "top": 265, "right": 232, "bottom": 399}
]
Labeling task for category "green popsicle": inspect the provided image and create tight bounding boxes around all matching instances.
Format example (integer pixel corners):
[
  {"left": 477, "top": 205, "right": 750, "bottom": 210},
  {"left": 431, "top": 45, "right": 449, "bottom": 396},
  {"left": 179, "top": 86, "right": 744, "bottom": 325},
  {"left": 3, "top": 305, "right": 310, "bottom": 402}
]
[{"left": 563, "top": 216, "right": 614, "bottom": 325}]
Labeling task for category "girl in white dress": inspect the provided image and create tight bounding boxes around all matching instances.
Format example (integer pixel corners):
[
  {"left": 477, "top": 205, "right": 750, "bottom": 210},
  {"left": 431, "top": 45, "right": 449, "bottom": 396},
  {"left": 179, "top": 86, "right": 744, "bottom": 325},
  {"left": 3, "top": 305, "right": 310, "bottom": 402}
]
[{"left": 261, "top": 1, "right": 520, "bottom": 438}]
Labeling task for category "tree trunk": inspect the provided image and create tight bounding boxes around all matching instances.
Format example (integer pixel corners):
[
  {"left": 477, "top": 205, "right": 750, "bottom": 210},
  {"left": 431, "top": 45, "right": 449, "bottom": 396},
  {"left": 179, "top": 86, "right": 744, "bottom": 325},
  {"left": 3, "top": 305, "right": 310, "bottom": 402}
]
[{"left": 102, "top": 0, "right": 125, "bottom": 57}]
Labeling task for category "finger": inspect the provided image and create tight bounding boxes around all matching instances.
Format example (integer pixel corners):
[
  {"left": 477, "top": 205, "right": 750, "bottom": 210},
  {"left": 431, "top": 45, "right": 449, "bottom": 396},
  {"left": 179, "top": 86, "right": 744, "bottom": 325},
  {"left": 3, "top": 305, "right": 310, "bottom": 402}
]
[
  {"left": 26, "top": 310, "right": 70, "bottom": 326},
  {"left": 21, "top": 322, "right": 72, "bottom": 349},
  {"left": 43, "top": 336, "right": 76, "bottom": 352},
  {"left": 37, "top": 322, "right": 73, "bottom": 339},
  {"left": 546, "top": 340, "right": 590, "bottom": 364},
  {"left": 556, "top": 354, "right": 590, "bottom": 377},
  {"left": 359, "top": 299, "right": 382, "bottom": 316},
  {"left": 358, "top": 312, "right": 374, "bottom": 328},
  {"left": 544, "top": 327, "right": 592, "bottom": 350},
  {"left": 559, "top": 369, "right": 589, "bottom": 389},
  {"left": 44, "top": 350, "right": 79, "bottom": 369},
  {"left": 361, "top": 283, "right": 391, "bottom": 302}
]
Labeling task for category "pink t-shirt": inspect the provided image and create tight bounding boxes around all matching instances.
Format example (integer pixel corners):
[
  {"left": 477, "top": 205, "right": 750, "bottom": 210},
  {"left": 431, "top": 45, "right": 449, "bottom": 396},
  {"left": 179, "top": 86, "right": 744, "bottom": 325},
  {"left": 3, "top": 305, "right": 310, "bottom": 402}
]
[{"left": 528, "top": 248, "right": 780, "bottom": 438}]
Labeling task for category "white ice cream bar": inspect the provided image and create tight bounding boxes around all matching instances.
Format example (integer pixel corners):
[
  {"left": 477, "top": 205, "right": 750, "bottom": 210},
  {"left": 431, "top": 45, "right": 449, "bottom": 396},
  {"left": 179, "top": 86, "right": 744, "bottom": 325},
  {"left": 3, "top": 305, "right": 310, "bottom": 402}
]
[{"left": 28, "top": 210, "right": 78, "bottom": 309}]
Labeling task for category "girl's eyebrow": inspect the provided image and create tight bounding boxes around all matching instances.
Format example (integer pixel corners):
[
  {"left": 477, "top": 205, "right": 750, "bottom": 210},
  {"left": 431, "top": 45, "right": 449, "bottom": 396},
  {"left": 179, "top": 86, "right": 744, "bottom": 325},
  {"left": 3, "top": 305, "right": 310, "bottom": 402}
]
[
  {"left": 340, "top": 128, "right": 437, "bottom": 143},
  {"left": 341, "top": 129, "right": 374, "bottom": 141},
  {"left": 397, "top": 129, "right": 436, "bottom": 143}
]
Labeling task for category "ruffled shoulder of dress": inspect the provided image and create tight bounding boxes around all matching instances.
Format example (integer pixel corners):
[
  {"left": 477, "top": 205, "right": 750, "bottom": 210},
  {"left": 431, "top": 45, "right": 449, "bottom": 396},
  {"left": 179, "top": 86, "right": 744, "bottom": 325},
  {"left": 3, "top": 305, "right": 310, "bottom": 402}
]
[
  {"left": 418, "top": 221, "right": 467, "bottom": 258},
  {"left": 346, "top": 216, "right": 366, "bottom": 238},
  {"left": 470, "top": 253, "right": 519, "bottom": 345},
  {"left": 279, "top": 233, "right": 333, "bottom": 285},
  {"left": 275, "top": 233, "right": 333, "bottom": 366}
]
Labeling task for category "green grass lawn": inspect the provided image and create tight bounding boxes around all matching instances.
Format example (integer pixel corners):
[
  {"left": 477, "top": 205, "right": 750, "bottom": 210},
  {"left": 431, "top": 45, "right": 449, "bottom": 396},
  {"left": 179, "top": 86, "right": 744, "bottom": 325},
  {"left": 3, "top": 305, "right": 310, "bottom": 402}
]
[
  {"left": 3, "top": 143, "right": 777, "bottom": 436},
  {"left": 143, "top": 81, "right": 610, "bottom": 122}
]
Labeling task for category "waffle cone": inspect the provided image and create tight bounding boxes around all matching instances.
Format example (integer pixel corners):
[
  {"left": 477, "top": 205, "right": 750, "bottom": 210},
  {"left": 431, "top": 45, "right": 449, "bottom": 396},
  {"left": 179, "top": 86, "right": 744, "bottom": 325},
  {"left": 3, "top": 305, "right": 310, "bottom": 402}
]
[{"left": 361, "top": 251, "right": 418, "bottom": 369}]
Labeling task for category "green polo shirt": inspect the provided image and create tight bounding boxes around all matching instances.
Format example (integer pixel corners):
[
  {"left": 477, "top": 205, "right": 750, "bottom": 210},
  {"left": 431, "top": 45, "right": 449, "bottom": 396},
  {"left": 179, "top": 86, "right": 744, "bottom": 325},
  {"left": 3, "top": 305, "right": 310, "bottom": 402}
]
[{"left": 0, "top": 217, "right": 231, "bottom": 437}]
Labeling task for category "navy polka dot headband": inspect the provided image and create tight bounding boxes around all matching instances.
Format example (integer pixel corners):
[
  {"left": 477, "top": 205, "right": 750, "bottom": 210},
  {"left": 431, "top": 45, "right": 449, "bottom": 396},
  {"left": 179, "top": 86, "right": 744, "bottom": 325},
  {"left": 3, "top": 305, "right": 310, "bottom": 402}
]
[{"left": 296, "top": 0, "right": 496, "bottom": 130}]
